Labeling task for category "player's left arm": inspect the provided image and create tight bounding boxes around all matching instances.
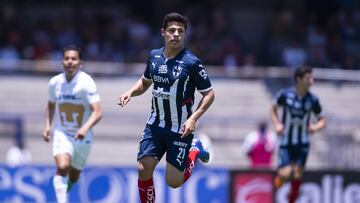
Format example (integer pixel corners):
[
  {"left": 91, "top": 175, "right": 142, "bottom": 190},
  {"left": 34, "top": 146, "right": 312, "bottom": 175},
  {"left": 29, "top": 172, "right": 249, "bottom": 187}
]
[
  {"left": 75, "top": 101, "right": 102, "bottom": 140},
  {"left": 309, "top": 115, "right": 326, "bottom": 134},
  {"left": 309, "top": 97, "right": 326, "bottom": 134},
  {"left": 75, "top": 77, "right": 102, "bottom": 140},
  {"left": 181, "top": 89, "right": 215, "bottom": 138}
]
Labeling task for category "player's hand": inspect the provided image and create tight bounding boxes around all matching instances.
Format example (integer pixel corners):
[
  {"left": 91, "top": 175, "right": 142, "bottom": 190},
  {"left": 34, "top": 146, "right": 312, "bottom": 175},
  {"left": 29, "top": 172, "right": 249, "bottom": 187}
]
[
  {"left": 118, "top": 93, "right": 131, "bottom": 107},
  {"left": 43, "top": 128, "right": 51, "bottom": 142},
  {"left": 308, "top": 124, "right": 317, "bottom": 134},
  {"left": 274, "top": 123, "right": 284, "bottom": 136},
  {"left": 181, "top": 119, "right": 196, "bottom": 138},
  {"left": 74, "top": 128, "right": 86, "bottom": 141}
]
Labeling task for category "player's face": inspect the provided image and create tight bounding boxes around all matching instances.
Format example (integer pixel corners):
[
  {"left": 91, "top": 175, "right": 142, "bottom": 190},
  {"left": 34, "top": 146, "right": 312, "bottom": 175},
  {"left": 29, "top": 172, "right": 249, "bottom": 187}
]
[
  {"left": 62, "top": 50, "right": 81, "bottom": 77},
  {"left": 298, "top": 73, "right": 314, "bottom": 89},
  {"left": 162, "top": 21, "right": 186, "bottom": 49}
]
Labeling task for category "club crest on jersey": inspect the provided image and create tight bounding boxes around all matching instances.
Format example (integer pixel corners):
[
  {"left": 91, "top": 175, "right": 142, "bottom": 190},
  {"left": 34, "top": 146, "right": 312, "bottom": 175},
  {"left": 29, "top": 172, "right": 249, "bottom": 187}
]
[
  {"left": 173, "top": 65, "right": 182, "bottom": 77},
  {"left": 158, "top": 65, "right": 167, "bottom": 74}
]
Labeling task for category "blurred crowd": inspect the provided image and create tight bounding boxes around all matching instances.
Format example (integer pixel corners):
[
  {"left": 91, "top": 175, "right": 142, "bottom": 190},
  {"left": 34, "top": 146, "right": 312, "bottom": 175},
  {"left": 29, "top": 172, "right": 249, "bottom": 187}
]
[{"left": 0, "top": 1, "right": 359, "bottom": 70}]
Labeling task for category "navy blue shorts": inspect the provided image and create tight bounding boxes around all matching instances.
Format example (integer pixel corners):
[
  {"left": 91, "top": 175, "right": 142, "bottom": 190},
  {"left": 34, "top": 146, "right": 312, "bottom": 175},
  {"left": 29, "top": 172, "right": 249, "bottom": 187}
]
[
  {"left": 137, "top": 124, "right": 194, "bottom": 171},
  {"left": 277, "top": 145, "right": 310, "bottom": 168}
]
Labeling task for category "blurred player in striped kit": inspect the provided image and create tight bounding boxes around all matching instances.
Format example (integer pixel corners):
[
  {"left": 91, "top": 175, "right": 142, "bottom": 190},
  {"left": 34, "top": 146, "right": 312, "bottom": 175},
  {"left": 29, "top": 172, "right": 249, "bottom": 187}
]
[
  {"left": 118, "top": 12, "right": 214, "bottom": 203},
  {"left": 270, "top": 66, "right": 326, "bottom": 203},
  {"left": 43, "top": 45, "right": 102, "bottom": 203}
]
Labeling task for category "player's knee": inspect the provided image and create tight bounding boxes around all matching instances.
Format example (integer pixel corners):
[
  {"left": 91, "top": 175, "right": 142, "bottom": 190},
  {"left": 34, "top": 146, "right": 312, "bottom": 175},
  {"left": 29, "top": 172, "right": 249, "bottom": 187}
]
[
  {"left": 56, "top": 164, "right": 70, "bottom": 176},
  {"left": 278, "top": 172, "right": 292, "bottom": 181},
  {"left": 293, "top": 172, "right": 303, "bottom": 180},
  {"left": 138, "top": 165, "right": 153, "bottom": 180},
  {"left": 166, "top": 178, "right": 183, "bottom": 189},
  {"left": 69, "top": 172, "right": 80, "bottom": 183}
]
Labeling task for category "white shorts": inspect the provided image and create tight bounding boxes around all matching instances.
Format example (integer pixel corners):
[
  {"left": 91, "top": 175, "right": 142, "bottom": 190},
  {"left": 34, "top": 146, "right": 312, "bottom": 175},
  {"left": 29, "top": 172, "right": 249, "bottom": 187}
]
[{"left": 52, "top": 129, "right": 92, "bottom": 170}]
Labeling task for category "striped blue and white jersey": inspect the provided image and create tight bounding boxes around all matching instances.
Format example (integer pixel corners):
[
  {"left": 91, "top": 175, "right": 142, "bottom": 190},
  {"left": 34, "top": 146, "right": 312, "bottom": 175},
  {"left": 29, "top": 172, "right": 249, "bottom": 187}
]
[
  {"left": 273, "top": 88, "right": 323, "bottom": 147},
  {"left": 143, "top": 48, "right": 212, "bottom": 133}
]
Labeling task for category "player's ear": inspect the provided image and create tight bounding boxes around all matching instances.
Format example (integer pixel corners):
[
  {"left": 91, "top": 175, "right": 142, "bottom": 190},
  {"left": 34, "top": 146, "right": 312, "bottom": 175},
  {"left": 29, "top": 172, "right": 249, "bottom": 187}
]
[{"left": 161, "top": 28, "right": 165, "bottom": 37}]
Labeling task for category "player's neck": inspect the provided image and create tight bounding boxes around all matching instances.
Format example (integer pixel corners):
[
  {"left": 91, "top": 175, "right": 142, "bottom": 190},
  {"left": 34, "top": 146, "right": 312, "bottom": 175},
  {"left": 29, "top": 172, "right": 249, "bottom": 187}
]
[
  {"left": 163, "top": 46, "right": 183, "bottom": 59},
  {"left": 65, "top": 71, "right": 78, "bottom": 83},
  {"left": 295, "top": 86, "right": 308, "bottom": 97},
  {"left": 65, "top": 74, "right": 74, "bottom": 83}
]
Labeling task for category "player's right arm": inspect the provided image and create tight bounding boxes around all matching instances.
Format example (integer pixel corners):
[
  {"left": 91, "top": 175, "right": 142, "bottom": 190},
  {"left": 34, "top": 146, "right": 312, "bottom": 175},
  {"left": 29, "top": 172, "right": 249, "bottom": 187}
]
[
  {"left": 270, "top": 89, "right": 285, "bottom": 136},
  {"left": 43, "top": 101, "right": 55, "bottom": 142},
  {"left": 118, "top": 76, "right": 152, "bottom": 107},
  {"left": 270, "top": 103, "right": 284, "bottom": 136}
]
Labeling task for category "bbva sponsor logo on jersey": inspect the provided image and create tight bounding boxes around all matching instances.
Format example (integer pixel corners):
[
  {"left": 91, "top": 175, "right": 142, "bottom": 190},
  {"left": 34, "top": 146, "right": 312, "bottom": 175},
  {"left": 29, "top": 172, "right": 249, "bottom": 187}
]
[{"left": 153, "top": 75, "right": 170, "bottom": 84}]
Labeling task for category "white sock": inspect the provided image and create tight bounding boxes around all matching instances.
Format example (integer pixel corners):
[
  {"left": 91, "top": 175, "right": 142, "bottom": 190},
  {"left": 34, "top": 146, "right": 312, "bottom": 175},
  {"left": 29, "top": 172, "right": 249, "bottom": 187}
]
[{"left": 53, "top": 175, "right": 68, "bottom": 203}]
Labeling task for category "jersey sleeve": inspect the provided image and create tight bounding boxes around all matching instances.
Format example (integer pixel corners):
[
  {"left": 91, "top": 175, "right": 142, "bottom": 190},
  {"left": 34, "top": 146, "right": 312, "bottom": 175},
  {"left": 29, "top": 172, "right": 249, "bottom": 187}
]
[
  {"left": 312, "top": 97, "right": 323, "bottom": 118},
  {"left": 273, "top": 89, "right": 286, "bottom": 106},
  {"left": 48, "top": 78, "right": 57, "bottom": 103},
  {"left": 191, "top": 60, "right": 212, "bottom": 92},
  {"left": 143, "top": 54, "right": 152, "bottom": 80},
  {"left": 85, "top": 77, "right": 100, "bottom": 104}
]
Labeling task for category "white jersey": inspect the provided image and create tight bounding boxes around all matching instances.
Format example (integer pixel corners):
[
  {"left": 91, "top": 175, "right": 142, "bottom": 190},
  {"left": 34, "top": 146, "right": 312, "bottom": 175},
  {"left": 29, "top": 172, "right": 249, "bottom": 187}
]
[{"left": 48, "top": 70, "right": 100, "bottom": 137}]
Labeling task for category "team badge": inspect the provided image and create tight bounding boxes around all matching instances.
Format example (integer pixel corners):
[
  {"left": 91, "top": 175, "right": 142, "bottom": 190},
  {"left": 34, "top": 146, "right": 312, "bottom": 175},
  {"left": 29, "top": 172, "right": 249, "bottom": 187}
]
[{"left": 173, "top": 65, "right": 182, "bottom": 77}]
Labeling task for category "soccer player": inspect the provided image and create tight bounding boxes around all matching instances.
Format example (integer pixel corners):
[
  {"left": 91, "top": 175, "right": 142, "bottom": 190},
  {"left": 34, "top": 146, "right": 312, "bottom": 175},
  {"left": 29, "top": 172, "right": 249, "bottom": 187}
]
[
  {"left": 270, "top": 66, "right": 326, "bottom": 203},
  {"left": 118, "top": 12, "right": 215, "bottom": 203},
  {"left": 43, "top": 45, "right": 102, "bottom": 203}
]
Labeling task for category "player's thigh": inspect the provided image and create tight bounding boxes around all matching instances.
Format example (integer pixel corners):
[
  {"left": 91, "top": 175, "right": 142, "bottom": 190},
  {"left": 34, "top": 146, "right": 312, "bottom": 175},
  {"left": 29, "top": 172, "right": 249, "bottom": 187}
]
[
  {"left": 137, "top": 125, "right": 166, "bottom": 162},
  {"left": 165, "top": 132, "right": 193, "bottom": 172},
  {"left": 71, "top": 138, "right": 92, "bottom": 171},
  {"left": 294, "top": 145, "right": 310, "bottom": 167},
  {"left": 277, "top": 147, "right": 292, "bottom": 168},
  {"left": 52, "top": 129, "right": 74, "bottom": 158},
  {"left": 165, "top": 162, "right": 185, "bottom": 188},
  {"left": 53, "top": 130, "right": 73, "bottom": 170},
  {"left": 138, "top": 156, "right": 158, "bottom": 180},
  {"left": 277, "top": 147, "right": 294, "bottom": 178}
]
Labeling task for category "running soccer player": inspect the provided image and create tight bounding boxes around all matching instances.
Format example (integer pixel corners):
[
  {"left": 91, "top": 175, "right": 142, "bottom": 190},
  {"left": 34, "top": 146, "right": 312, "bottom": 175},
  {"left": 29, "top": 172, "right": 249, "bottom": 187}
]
[
  {"left": 118, "top": 12, "right": 215, "bottom": 203},
  {"left": 270, "top": 66, "right": 326, "bottom": 203},
  {"left": 43, "top": 45, "right": 102, "bottom": 203}
]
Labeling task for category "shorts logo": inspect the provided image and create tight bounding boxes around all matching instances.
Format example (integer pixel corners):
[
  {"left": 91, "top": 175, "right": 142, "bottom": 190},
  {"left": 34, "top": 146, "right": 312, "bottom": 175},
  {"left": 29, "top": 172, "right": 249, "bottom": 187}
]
[
  {"left": 176, "top": 158, "right": 183, "bottom": 166},
  {"left": 173, "top": 141, "right": 188, "bottom": 147}
]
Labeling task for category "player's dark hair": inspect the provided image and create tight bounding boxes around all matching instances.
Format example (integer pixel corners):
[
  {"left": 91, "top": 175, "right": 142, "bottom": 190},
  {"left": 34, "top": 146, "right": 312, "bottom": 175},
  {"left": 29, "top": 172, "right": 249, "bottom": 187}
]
[
  {"left": 294, "top": 66, "right": 312, "bottom": 83},
  {"left": 62, "top": 45, "right": 82, "bottom": 59},
  {"left": 162, "top": 12, "right": 188, "bottom": 31}
]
